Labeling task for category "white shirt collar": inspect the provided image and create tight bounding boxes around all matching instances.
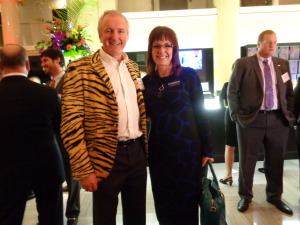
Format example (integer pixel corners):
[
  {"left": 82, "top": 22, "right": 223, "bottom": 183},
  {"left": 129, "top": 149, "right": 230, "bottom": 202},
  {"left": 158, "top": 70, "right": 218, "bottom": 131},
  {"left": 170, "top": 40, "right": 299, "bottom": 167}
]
[
  {"left": 257, "top": 53, "right": 272, "bottom": 64},
  {"left": 2, "top": 72, "right": 27, "bottom": 78},
  {"left": 51, "top": 71, "right": 65, "bottom": 82},
  {"left": 99, "top": 48, "right": 128, "bottom": 66}
]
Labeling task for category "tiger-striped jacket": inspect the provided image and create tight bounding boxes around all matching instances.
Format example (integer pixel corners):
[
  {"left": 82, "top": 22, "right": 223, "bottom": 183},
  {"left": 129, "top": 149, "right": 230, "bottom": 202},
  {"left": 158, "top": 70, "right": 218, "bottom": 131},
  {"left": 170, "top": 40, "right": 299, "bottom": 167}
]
[{"left": 61, "top": 50, "right": 148, "bottom": 181}]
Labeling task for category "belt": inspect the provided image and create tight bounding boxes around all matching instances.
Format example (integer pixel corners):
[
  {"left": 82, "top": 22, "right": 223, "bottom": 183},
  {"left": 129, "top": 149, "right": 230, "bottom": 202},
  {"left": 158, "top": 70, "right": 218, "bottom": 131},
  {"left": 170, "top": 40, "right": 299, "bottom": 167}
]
[
  {"left": 259, "top": 109, "right": 280, "bottom": 114},
  {"left": 118, "top": 136, "right": 141, "bottom": 146}
]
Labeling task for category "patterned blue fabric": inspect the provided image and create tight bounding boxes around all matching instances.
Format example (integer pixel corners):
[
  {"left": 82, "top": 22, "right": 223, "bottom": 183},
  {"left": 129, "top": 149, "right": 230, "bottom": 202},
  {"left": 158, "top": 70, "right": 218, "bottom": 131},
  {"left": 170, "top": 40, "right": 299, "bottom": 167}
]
[{"left": 143, "top": 67, "right": 213, "bottom": 225}]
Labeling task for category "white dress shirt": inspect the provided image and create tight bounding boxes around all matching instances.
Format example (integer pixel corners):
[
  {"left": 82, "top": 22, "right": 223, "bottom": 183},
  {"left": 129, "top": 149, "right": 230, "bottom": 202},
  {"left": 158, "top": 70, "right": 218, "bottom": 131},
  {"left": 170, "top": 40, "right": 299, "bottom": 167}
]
[
  {"left": 51, "top": 71, "right": 65, "bottom": 88},
  {"left": 257, "top": 54, "right": 279, "bottom": 110},
  {"left": 100, "top": 48, "right": 142, "bottom": 140}
]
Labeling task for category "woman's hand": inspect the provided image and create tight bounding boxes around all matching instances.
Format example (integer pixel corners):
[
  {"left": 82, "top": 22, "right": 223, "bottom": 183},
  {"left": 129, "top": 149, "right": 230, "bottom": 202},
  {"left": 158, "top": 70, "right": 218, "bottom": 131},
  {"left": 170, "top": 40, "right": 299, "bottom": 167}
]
[{"left": 202, "top": 157, "right": 214, "bottom": 167}]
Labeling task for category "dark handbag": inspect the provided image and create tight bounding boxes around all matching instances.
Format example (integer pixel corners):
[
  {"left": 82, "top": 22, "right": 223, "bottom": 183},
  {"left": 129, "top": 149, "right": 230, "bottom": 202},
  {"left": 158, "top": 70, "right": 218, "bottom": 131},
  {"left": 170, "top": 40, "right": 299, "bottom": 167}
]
[{"left": 199, "top": 161, "right": 227, "bottom": 225}]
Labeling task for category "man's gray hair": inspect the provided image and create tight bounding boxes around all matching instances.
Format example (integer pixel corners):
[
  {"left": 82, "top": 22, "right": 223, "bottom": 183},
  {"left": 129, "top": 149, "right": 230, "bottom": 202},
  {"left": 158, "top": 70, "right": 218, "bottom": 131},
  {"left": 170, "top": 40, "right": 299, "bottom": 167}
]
[{"left": 97, "top": 10, "right": 129, "bottom": 36}]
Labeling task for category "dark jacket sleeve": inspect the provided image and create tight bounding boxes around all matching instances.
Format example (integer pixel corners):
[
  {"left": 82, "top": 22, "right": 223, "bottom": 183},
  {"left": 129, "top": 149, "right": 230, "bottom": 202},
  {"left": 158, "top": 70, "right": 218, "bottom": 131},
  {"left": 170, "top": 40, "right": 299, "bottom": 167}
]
[{"left": 294, "top": 77, "right": 300, "bottom": 123}]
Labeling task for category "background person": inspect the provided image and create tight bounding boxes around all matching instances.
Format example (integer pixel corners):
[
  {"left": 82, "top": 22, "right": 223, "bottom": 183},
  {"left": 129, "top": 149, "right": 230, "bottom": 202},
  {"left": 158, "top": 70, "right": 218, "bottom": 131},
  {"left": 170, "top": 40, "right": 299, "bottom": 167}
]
[
  {"left": 219, "top": 81, "right": 237, "bottom": 186},
  {"left": 0, "top": 44, "right": 65, "bottom": 225},
  {"left": 293, "top": 77, "right": 300, "bottom": 170},
  {"left": 61, "top": 10, "right": 148, "bottom": 225},
  {"left": 228, "top": 30, "right": 294, "bottom": 215},
  {"left": 41, "top": 48, "right": 81, "bottom": 225},
  {"left": 142, "top": 26, "right": 214, "bottom": 225},
  {"left": 26, "top": 75, "right": 41, "bottom": 202}
]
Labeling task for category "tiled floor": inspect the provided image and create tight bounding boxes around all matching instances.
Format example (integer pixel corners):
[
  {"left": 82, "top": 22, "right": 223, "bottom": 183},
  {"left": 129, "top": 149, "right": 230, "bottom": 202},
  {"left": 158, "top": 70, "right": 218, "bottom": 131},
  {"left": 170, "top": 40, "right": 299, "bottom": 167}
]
[{"left": 23, "top": 160, "right": 300, "bottom": 225}]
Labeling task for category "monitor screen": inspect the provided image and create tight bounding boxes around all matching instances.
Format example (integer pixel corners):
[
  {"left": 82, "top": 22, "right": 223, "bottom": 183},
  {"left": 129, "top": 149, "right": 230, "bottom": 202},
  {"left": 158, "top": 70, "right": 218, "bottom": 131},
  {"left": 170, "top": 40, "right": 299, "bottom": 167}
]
[
  {"left": 127, "top": 48, "right": 213, "bottom": 93},
  {"left": 179, "top": 49, "right": 202, "bottom": 70}
]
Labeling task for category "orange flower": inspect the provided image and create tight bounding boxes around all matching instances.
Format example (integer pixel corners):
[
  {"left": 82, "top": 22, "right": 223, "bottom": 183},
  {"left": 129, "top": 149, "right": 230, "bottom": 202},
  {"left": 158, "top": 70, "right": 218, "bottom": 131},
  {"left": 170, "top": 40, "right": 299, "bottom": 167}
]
[
  {"left": 80, "top": 39, "right": 86, "bottom": 45},
  {"left": 76, "top": 42, "right": 82, "bottom": 47},
  {"left": 44, "top": 25, "right": 51, "bottom": 30},
  {"left": 66, "top": 44, "right": 72, "bottom": 50},
  {"left": 54, "top": 20, "right": 60, "bottom": 25},
  {"left": 78, "top": 25, "right": 83, "bottom": 29}
]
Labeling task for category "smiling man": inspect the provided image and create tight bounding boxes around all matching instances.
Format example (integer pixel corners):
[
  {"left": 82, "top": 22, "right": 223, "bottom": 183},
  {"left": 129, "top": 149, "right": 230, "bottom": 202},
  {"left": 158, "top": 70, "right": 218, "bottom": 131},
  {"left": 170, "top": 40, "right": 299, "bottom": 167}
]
[
  {"left": 61, "top": 10, "right": 148, "bottom": 225},
  {"left": 41, "top": 49, "right": 65, "bottom": 93},
  {"left": 228, "top": 30, "right": 295, "bottom": 215}
]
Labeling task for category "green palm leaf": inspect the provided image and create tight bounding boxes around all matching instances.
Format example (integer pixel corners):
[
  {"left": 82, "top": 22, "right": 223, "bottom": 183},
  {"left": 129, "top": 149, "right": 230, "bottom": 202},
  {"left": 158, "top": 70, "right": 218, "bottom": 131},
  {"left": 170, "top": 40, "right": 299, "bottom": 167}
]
[{"left": 54, "top": 0, "right": 99, "bottom": 28}]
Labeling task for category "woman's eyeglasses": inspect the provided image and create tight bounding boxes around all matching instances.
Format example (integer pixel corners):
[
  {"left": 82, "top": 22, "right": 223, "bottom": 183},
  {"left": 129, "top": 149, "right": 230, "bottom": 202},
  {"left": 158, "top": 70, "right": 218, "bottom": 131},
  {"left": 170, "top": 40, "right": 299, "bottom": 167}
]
[{"left": 152, "top": 44, "right": 174, "bottom": 50}]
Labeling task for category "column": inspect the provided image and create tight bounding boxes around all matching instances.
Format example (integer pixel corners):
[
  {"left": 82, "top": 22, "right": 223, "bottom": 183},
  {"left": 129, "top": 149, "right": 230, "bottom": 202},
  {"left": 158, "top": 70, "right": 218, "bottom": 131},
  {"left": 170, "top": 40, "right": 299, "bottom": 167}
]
[
  {"left": 213, "top": 0, "right": 240, "bottom": 92},
  {"left": 1, "top": 0, "right": 21, "bottom": 45}
]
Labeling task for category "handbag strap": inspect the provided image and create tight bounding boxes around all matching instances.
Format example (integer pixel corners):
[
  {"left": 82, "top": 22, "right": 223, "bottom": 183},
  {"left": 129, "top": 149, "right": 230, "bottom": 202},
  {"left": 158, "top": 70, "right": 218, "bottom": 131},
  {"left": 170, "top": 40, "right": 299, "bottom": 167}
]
[{"left": 203, "top": 161, "right": 218, "bottom": 184}]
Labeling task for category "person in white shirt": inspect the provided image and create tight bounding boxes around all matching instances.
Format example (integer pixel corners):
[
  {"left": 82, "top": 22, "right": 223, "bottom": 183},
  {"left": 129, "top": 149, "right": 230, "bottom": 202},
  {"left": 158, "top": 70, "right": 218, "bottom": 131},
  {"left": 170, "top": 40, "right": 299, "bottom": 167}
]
[{"left": 60, "top": 10, "right": 148, "bottom": 225}]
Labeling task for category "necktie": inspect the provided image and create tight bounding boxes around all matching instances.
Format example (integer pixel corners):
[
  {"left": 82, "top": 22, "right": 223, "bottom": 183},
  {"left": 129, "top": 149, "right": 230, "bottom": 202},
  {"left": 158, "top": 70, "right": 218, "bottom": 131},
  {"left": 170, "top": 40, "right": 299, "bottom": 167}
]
[
  {"left": 49, "top": 79, "right": 56, "bottom": 88},
  {"left": 263, "top": 59, "right": 274, "bottom": 110}
]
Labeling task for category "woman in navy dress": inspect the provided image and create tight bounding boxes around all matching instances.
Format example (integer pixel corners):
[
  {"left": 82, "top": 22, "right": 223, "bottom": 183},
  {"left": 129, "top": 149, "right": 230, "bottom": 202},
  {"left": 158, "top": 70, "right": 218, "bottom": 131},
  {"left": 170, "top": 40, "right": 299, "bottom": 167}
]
[{"left": 142, "top": 26, "right": 214, "bottom": 225}]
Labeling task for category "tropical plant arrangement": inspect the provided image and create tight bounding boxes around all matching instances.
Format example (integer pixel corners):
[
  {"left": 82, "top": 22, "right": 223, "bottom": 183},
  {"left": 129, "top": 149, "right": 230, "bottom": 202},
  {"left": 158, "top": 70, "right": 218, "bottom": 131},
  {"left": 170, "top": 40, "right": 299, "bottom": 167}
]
[{"left": 35, "top": 0, "right": 98, "bottom": 59}]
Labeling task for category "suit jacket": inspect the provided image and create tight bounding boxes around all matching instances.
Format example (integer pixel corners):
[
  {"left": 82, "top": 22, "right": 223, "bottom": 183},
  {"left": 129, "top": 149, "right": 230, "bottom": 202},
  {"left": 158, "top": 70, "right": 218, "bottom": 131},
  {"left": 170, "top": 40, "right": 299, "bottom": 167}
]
[
  {"left": 294, "top": 77, "right": 300, "bottom": 121},
  {"left": 61, "top": 50, "right": 148, "bottom": 181},
  {"left": 55, "top": 75, "right": 64, "bottom": 94},
  {"left": 228, "top": 55, "right": 295, "bottom": 128},
  {"left": 46, "top": 75, "right": 64, "bottom": 95},
  {"left": 0, "top": 76, "right": 65, "bottom": 189},
  {"left": 47, "top": 74, "right": 68, "bottom": 157}
]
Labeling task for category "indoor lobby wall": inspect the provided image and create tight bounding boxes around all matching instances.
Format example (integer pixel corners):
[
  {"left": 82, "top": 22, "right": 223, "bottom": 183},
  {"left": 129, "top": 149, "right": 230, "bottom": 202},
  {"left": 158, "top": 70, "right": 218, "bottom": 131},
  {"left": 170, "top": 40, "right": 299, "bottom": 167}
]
[
  {"left": 123, "top": 4, "right": 300, "bottom": 91},
  {"left": 10, "top": 1, "right": 300, "bottom": 92}
]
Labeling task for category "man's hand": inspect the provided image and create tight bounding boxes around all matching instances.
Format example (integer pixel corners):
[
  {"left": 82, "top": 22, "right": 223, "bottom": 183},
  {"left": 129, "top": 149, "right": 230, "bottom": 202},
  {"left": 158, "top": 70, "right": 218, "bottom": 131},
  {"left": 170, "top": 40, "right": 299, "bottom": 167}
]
[
  {"left": 80, "top": 173, "right": 98, "bottom": 192},
  {"left": 202, "top": 157, "right": 214, "bottom": 167}
]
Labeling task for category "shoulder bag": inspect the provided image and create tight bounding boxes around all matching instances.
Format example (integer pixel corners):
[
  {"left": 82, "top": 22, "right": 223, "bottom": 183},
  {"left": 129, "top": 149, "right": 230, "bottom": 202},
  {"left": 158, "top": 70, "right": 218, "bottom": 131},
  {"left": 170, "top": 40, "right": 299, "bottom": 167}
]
[{"left": 199, "top": 161, "right": 227, "bottom": 225}]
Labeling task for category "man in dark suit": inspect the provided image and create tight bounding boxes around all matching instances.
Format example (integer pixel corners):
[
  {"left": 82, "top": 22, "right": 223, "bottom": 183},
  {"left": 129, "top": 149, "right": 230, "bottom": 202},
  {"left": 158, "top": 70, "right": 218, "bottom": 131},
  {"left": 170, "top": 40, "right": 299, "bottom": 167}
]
[
  {"left": 228, "top": 30, "right": 295, "bottom": 215},
  {"left": 41, "top": 48, "right": 81, "bottom": 225},
  {"left": 0, "top": 44, "right": 65, "bottom": 225}
]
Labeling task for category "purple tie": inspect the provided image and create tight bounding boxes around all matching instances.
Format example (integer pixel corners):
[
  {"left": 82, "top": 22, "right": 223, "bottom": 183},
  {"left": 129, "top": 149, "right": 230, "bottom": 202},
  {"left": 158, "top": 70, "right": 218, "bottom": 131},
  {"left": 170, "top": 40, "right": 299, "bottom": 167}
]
[{"left": 263, "top": 59, "right": 274, "bottom": 110}]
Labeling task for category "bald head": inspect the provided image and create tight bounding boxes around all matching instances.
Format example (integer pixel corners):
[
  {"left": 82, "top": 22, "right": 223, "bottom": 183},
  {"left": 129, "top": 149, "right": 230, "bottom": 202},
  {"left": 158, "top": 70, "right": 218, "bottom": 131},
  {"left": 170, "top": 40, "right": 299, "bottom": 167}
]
[
  {"left": 0, "top": 44, "right": 27, "bottom": 68},
  {"left": 0, "top": 44, "right": 29, "bottom": 74}
]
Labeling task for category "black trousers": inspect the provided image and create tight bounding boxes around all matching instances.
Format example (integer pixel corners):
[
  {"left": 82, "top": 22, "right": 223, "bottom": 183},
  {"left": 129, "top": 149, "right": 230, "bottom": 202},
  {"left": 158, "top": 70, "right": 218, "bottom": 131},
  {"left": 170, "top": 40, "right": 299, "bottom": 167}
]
[
  {"left": 0, "top": 182, "right": 63, "bottom": 225},
  {"left": 93, "top": 138, "right": 147, "bottom": 225},
  {"left": 61, "top": 145, "right": 81, "bottom": 218},
  {"left": 237, "top": 111, "right": 290, "bottom": 201}
]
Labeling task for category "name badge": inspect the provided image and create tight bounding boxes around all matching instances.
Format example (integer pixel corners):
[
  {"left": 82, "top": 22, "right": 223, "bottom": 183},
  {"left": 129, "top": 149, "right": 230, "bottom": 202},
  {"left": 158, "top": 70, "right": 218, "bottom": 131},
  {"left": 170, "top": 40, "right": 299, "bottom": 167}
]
[
  {"left": 281, "top": 72, "right": 290, "bottom": 83},
  {"left": 168, "top": 80, "right": 180, "bottom": 87}
]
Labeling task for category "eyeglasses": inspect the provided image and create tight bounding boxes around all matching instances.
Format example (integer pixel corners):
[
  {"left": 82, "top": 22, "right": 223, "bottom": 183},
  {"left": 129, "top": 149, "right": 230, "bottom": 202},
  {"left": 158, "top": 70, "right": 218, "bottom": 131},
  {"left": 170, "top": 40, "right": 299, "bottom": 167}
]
[{"left": 152, "top": 44, "right": 174, "bottom": 50}]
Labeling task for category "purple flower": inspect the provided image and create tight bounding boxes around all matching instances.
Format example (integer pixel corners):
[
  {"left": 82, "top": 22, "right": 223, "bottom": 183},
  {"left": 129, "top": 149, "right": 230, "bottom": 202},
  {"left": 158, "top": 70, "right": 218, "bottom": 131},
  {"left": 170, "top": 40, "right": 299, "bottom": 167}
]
[
  {"left": 53, "top": 32, "right": 66, "bottom": 41},
  {"left": 38, "top": 47, "right": 44, "bottom": 54},
  {"left": 85, "top": 46, "right": 91, "bottom": 52},
  {"left": 52, "top": 39, "right": 61, "bottom": 49}
]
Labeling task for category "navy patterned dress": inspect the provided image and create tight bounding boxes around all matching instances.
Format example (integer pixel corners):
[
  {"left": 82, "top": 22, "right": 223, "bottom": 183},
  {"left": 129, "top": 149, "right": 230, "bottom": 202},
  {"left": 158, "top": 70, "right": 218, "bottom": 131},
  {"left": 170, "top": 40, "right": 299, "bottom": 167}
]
[{"left": 142, "top": 67, "right": 213, "bottom": 225}]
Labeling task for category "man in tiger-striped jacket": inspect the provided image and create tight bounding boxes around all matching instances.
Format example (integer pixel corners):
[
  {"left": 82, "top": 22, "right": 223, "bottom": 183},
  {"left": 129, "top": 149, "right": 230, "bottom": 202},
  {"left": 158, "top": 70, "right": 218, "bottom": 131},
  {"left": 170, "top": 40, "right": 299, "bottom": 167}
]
[{"left": 61, "top": 10, "right": 148, "bottom": 225}]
